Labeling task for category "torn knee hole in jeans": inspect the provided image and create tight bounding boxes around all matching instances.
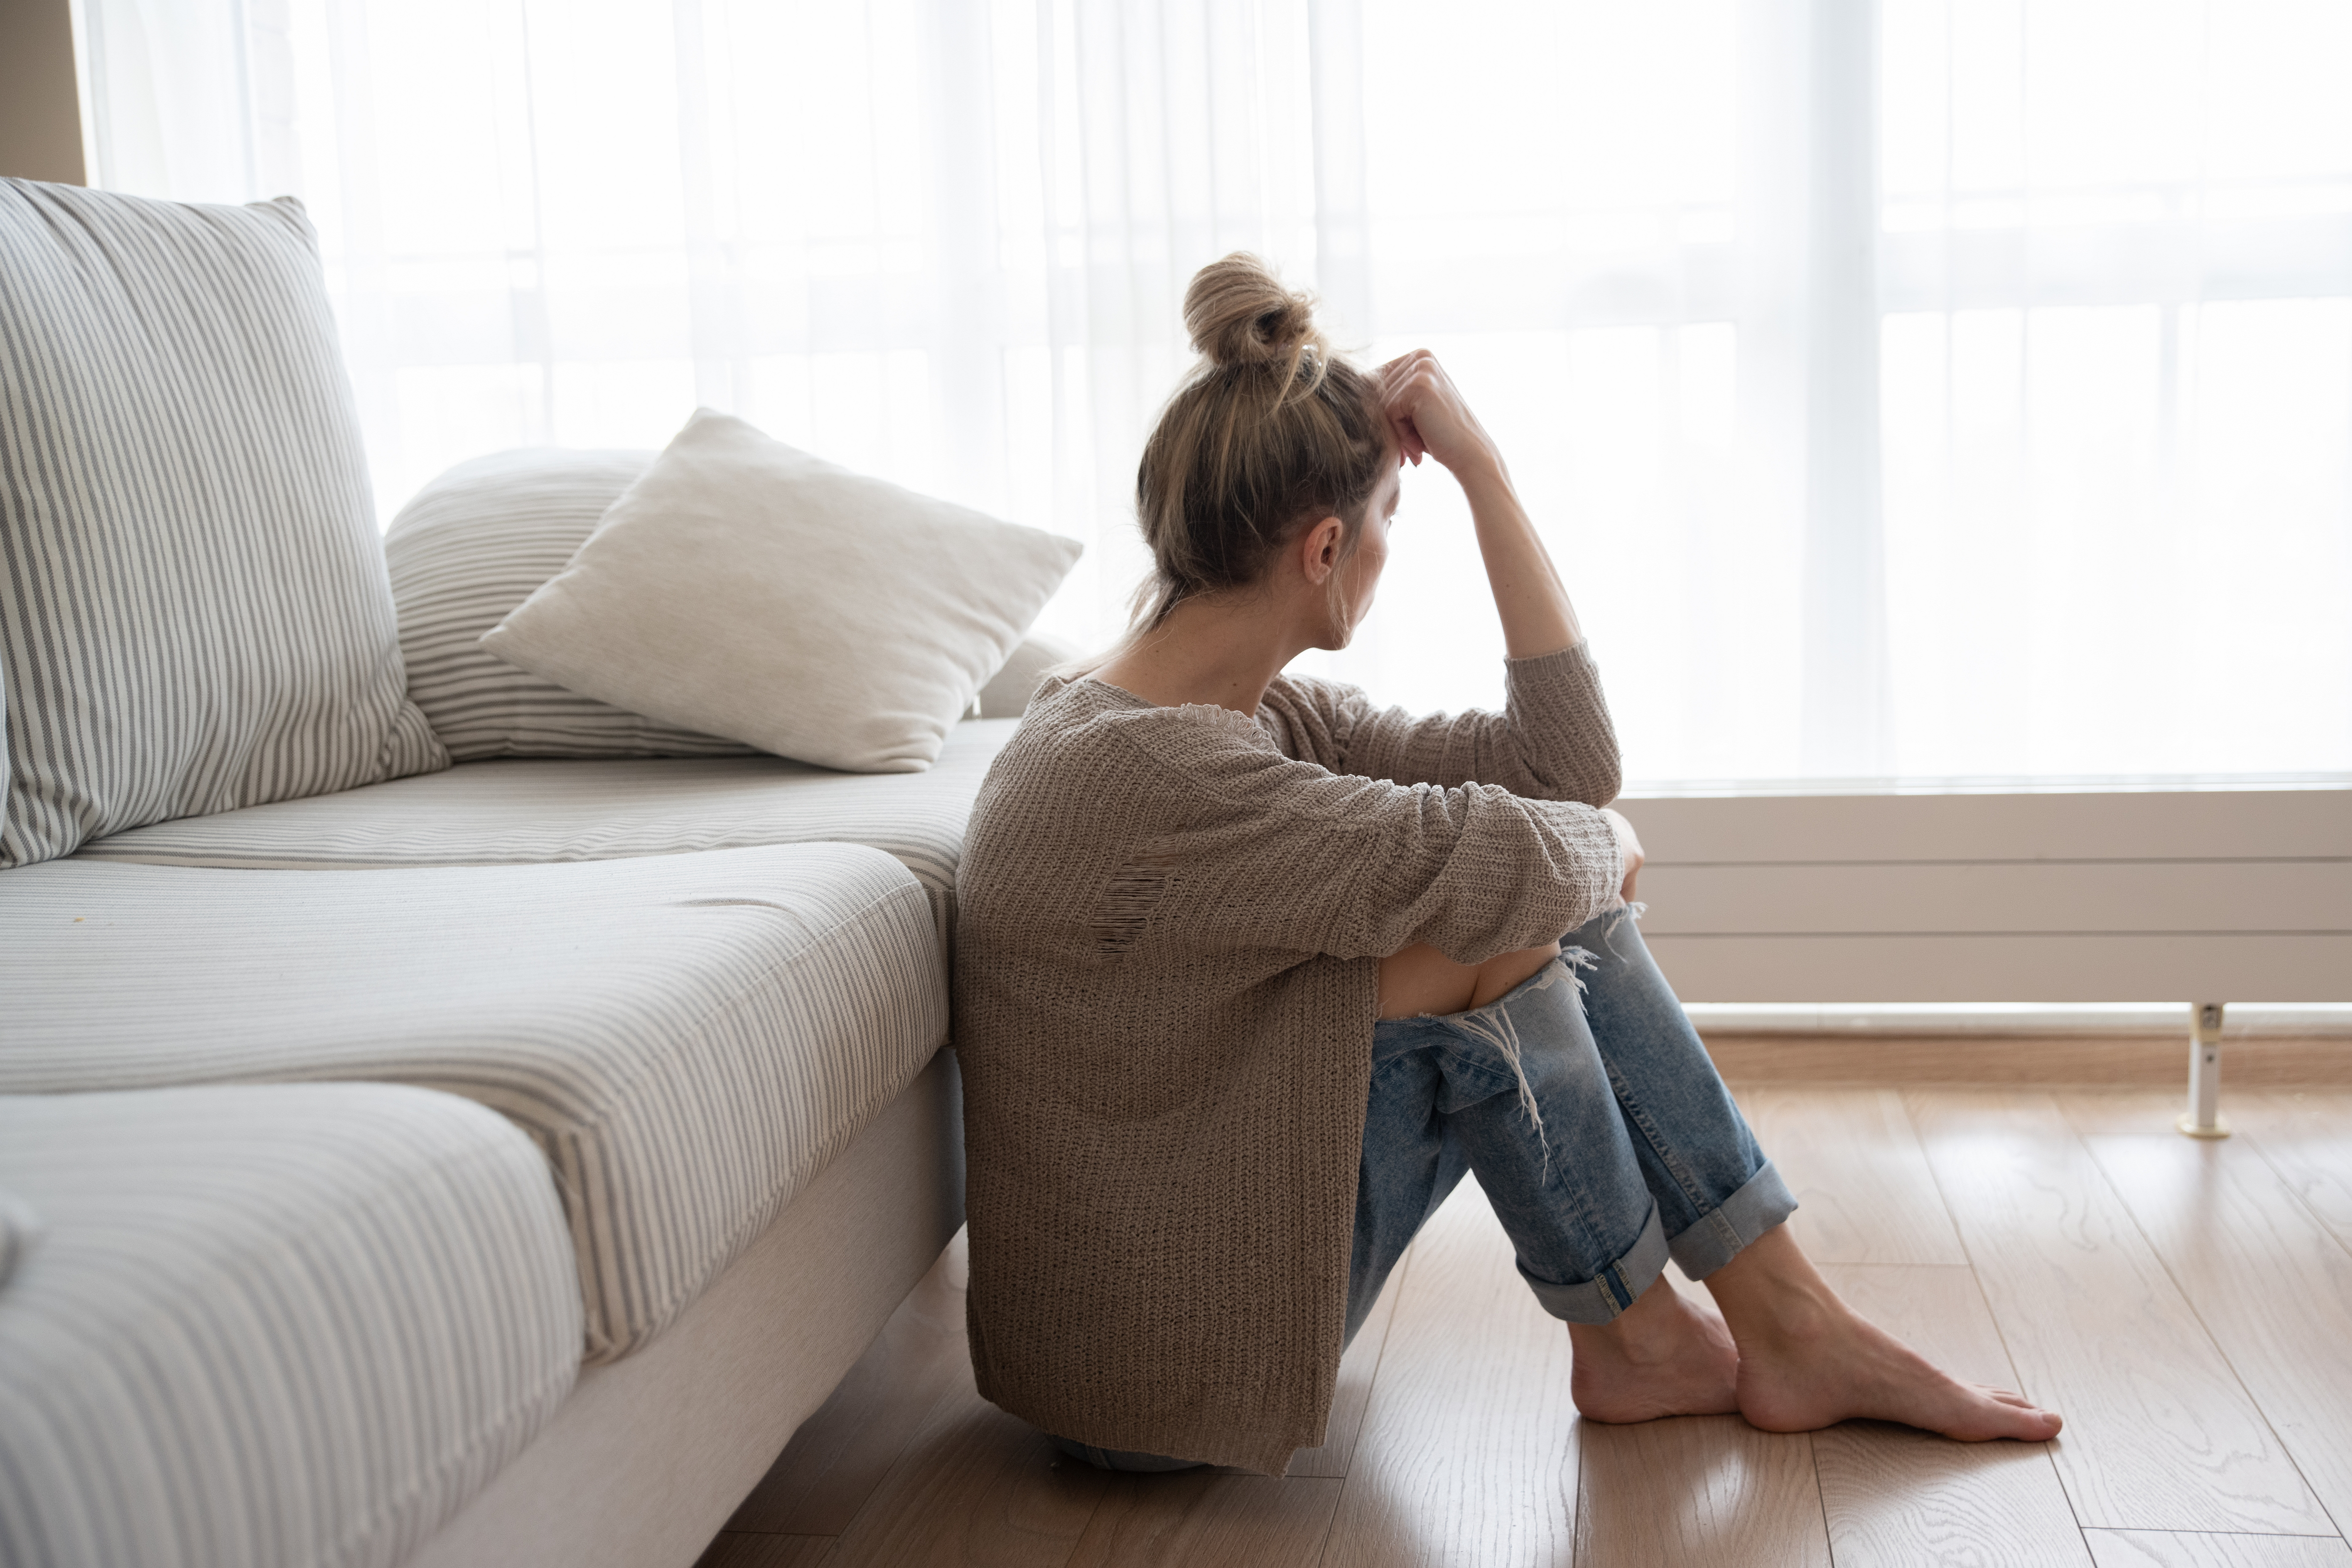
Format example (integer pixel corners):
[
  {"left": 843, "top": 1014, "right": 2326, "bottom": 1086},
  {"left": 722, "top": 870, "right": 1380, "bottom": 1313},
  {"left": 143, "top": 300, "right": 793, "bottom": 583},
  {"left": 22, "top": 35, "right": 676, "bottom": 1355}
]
[
  {"left": 1597, "top": 899, "right": 1647, "bottom": 960},
  {"left": 1448, "top": 947, "right": 1597, "bottom": 1182}
]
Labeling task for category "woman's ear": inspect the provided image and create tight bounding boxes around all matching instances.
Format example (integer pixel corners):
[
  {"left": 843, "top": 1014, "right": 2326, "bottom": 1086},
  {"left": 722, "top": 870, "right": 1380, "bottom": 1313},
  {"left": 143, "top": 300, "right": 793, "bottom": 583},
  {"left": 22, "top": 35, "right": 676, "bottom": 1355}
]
[{"left": 1299, "top": 515, "right": 1346, "bottom": 585}]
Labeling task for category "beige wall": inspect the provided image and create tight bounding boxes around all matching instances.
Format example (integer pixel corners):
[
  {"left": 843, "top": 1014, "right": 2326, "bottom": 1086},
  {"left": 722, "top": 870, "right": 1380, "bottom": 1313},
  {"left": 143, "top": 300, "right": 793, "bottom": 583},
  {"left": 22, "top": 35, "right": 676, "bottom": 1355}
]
[{"left": 0, "top": 0, "right": 86, "bottom": 184}]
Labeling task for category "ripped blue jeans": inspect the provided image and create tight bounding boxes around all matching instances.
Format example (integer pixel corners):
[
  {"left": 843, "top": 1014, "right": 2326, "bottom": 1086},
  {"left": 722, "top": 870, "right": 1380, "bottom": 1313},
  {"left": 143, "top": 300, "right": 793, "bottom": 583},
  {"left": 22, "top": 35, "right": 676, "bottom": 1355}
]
[
  {"left": 1055, "top": 905, "right": 1796, "bottom": 1474},
  {"left": 1344, "top": 904, "right": 1794, "bottom": 1342}
]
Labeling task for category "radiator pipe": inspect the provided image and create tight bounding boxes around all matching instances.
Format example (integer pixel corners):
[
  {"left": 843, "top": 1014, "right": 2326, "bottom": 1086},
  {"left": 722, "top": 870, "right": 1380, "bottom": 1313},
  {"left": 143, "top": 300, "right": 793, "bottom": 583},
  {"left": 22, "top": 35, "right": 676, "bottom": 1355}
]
[{"left": 2178, "top": 1002, "right": 2230, "bottom": 1138}]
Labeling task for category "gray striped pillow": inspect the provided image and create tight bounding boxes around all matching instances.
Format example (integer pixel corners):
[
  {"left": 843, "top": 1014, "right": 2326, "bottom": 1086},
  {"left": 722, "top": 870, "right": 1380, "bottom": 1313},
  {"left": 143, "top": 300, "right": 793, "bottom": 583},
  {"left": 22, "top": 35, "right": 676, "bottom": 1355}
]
[
  {"left": 386, "top": 448, "right": 757, "bottom": 759},
  {"left": 0, "top": 180, "right": 447, "bottom": 868}
]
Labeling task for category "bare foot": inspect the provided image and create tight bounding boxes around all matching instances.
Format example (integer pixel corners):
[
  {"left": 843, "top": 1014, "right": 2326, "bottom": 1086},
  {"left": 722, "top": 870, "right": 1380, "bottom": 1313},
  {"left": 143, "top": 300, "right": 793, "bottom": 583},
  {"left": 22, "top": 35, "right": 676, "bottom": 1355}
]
[
  {"left": 1733, "top": 1302, "right": 2062, "bottom": 1441},
  {"left": 1568, "top": 1275, "right": 1741, "bottom": 1423},
  {"left": 1706, "top": 1229, "right": 2062, "bottom": 1442}
]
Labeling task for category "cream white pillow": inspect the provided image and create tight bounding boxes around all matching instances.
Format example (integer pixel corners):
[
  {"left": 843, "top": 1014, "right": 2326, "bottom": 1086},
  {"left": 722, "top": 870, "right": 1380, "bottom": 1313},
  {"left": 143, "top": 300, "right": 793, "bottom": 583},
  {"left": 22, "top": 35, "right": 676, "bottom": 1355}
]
[{"left": 481, "top": 410, "right": 1082, "bottom": 772}]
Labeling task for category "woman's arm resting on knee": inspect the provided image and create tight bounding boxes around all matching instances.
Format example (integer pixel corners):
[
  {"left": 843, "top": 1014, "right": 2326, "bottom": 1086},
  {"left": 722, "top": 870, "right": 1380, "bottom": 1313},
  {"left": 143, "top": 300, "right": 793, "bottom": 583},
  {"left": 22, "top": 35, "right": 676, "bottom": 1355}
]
[{"left": 1097, "top": 721, "right": 1623, "bottom": 967}]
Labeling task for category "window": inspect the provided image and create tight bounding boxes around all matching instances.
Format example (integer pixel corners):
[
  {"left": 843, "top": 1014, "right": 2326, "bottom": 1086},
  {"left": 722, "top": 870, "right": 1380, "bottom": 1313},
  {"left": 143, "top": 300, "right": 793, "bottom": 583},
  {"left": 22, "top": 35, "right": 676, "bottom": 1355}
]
[{"left": 78, "top": 0, "right": 2352, "bottom": 785}]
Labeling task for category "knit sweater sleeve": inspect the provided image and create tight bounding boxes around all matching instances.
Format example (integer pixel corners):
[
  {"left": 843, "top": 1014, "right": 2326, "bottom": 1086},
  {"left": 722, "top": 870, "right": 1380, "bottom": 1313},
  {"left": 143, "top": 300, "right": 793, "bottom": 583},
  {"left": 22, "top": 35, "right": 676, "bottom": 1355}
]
[
  {"left": 1102, "top": 706, "right": 1623, "bottom": 966},
  {"left": 1294, "top": 642, "right": 1621, "bottom": 806}
]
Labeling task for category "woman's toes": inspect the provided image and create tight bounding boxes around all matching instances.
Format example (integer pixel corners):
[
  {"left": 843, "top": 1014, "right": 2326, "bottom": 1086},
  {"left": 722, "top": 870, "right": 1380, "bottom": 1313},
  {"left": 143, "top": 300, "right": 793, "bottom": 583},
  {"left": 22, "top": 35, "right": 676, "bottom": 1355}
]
[
  {"left": 1995, "top": 1410, "right": 2061, "bottom": 1441},
  {"left": 1957, "top": 1387, "right": 2061, "bottom": 1441},
  {"left": 2016, "top": 1405, "right": 2062, "bottom": 1437}
]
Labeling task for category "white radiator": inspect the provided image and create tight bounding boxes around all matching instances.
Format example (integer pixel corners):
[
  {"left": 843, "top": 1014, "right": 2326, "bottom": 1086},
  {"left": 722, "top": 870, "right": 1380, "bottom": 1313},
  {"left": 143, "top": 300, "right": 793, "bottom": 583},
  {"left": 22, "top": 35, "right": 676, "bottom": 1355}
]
[{"left": 1616, "top": 786, "right": 2352, "bottom": 1006}]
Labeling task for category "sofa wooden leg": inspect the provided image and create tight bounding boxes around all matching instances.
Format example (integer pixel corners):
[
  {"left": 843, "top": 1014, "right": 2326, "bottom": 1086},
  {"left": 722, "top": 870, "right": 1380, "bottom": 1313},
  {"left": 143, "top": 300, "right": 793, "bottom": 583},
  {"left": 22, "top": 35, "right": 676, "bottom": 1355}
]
[{"left": 2178, "top": 1002, "right": 2231, "bottom": 1138}]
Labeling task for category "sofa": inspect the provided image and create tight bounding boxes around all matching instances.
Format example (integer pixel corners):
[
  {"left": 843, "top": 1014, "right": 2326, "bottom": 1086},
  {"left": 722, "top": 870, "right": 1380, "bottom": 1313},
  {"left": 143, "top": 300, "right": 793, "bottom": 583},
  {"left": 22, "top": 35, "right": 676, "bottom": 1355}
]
[{"left": 0, "top": 177, "right": 1052, "bottom": 1568}]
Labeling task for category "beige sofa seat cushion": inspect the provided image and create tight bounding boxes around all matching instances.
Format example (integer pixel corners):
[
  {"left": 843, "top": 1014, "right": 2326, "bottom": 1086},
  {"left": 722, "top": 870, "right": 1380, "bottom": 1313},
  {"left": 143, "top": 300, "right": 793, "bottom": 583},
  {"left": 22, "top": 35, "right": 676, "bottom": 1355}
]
[
  {"left": 0, "top": 1082, "right": 580, "bottom": 1568},
  {"left": 79, "top": 719, "right": 1018, "bottom": 938},
  {"left": 0, "top": 844, "right": 946, "bottom": 1361}
]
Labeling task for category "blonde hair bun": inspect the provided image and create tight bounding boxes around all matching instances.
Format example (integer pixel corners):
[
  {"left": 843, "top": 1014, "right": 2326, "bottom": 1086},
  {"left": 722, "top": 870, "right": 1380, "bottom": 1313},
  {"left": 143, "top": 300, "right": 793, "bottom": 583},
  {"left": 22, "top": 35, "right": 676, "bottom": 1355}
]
[
  {"left": 1183, "top": 253, "right": 1328, "bottom": 382},
  {"left": 1131, "top": 253, "right": 1384, "bottom": 634}
]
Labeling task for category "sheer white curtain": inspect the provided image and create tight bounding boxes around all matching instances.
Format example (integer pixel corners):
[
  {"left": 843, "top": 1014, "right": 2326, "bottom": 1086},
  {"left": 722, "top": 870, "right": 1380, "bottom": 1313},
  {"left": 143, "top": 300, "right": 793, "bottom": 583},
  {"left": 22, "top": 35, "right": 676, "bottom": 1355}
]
[
  {"left": 1875, "top": 0, "right": 2352, "bottom": 781},
  {"left": 74, "top": 0, "right": 2352, "bottom": 786}
]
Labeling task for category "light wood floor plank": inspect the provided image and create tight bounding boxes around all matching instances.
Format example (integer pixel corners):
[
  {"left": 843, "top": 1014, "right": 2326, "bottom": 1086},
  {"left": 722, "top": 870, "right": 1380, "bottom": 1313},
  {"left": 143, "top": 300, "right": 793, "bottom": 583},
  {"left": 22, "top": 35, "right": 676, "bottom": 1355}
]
[
  {"left": 694, "top": 1533, "right": 838, "bottom": 1568},
  {"left": 824, "top": 1381, "right": 1112, "bottom": 1568},
  {"left": 1574, "top": 1417, "right": 1829, "bottom": 1568},
  {"left": 1811, "top": 1263, "right": 2089, "bottom": 1568},
  {"left": 1319, "top": 1182, "right": 1578, "bottom": 1568},
  {"left": 1738, "top": 1086, "right": 1971, "bottom": 1265},
  {"left": 698, "top": 1086, "right": 2352, "bottom": 1568},
  {"left": 729, "top": 1234, "right": 971, "bottom": 1535},
  {"left": 1907, "top": 1090, "right": 2328, "bottom": 1534},
  {"left": 2233, "top": 1091, "right": 2352, "bottom": 1256},
  {"left": 1287, "top": 1253, "right": 1409, "bottom": 1480},
  {"left": 1066, "top": 1474, "right": 1343, "bottom": 1568},
  {"left": 2082, "top": 1530, "right": 2352, "bottom": 1568},
  {"left": 2065, "top": 1092, "right": 2352, "bottom": 1535}
]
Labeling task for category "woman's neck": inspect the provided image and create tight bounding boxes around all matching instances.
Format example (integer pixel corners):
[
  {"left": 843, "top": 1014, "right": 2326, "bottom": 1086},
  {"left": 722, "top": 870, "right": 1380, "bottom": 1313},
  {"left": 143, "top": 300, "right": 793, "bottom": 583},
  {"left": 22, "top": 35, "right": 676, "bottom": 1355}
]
[{"left": 1092, "top": 596, "right": 1310, "bottom": 716}]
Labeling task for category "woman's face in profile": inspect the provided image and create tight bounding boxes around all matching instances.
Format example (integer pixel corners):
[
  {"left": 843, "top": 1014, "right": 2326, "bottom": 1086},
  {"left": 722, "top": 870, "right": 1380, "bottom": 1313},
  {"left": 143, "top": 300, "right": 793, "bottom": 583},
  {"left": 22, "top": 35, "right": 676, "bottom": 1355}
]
[{"left": 1335, "top": 452, "right": 1405, "bottom": 642}]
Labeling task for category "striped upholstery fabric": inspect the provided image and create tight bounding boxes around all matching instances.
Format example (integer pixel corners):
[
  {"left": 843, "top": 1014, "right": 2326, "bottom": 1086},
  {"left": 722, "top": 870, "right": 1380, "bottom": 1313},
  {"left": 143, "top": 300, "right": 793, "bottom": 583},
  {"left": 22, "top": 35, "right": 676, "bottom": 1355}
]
[
  {"left": 0, "top": 180, "right": 446, "bottom": 869},
  {"left": 0, "top": 1082, "right": 580, "bottom": 1568},
  {"left": 386, "top": 447, "right": 756, "bottom": 760},
  {"left": 0, "top": 844, "right": 947, "bottom": 1361},
  {"left": 81, "top": 718, "right": 1020, "bottom": 936}
]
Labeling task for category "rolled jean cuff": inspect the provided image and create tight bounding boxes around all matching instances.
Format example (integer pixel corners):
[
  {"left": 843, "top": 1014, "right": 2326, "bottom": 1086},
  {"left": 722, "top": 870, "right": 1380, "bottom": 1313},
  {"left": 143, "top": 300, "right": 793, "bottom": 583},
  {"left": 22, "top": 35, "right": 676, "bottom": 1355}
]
[
  {"left": 1665, "top": 1160, "right": 1799, "bottom": 1282},
  {"left": 1520, "top": 1201, "right": 1670, "bottom": 1325}
]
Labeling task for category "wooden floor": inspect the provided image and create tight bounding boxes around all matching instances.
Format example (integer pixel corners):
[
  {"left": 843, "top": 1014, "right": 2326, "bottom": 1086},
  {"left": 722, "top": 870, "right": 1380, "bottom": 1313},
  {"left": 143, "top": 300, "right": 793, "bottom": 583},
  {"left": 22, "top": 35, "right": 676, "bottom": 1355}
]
[{"left": 696, "top": 1085, "right": 2352, "bottom": 1567}]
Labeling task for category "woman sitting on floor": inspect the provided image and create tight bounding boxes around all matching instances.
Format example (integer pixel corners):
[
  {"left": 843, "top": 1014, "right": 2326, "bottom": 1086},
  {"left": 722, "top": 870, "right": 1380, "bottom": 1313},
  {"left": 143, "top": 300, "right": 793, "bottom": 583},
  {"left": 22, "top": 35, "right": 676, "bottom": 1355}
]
[{"left": 954, "top": 253, "right": 2062, "bottom": 1475}]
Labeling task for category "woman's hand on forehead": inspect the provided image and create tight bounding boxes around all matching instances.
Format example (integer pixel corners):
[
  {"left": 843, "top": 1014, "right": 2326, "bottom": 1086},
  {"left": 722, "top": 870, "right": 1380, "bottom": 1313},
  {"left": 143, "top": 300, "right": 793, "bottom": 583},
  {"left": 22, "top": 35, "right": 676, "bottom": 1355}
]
[
  {"left": 1379, "top": 351, "right": 1431, "bottom": 466},
  {"left": 1377, "top": 349, "right": 1502, "bottom": 482}
]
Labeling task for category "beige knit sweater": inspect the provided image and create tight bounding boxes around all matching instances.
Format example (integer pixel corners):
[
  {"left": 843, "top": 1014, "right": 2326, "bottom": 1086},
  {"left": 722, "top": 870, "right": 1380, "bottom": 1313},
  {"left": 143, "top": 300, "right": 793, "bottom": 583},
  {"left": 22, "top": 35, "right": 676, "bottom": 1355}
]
[{"left": 954, "top": 643, "right": 1625, "bottom": 1473}]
